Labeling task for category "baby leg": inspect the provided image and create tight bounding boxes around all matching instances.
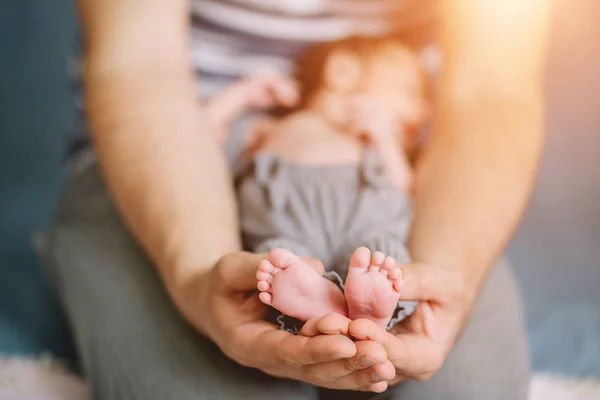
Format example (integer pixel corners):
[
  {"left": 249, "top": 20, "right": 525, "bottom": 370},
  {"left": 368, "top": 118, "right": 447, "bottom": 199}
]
[{"left": 255, "top": 241, "right": 347, "bottom": 323}]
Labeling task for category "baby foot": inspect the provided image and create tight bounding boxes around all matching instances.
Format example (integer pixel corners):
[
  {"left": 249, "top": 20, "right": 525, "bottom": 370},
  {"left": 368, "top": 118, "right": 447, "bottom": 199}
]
[
  {"left": 344, "top": 247, "right": 404, "bottom": 329},
  {"left": 257, "top": 248, "right": 347, "bottom": 321}
]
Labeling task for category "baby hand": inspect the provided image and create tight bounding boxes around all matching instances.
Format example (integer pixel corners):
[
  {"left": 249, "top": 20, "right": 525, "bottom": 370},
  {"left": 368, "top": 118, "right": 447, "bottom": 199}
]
[
  {"left": 239, "top": 70, "right": 300, "bottom": 110},
  {"left": 204, "top": 70, "right": 298, "bottom": 145},
  {"left": 345, "top": 96, "right": 398, "bottom": 147}
]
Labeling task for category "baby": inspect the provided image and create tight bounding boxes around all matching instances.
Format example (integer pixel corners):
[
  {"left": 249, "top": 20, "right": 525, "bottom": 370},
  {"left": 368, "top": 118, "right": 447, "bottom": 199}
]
[{"left": 206, "top": 36, "right": 428, "bottom": 332}]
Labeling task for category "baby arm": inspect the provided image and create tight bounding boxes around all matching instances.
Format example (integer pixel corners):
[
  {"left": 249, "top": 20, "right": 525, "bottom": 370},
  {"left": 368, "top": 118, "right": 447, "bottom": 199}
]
[
  {"left": 347, "top": 97, "right": 413, "bottom": 191},
  {"left": 205, "top": 72, "right": 299, "bottom": 145}
]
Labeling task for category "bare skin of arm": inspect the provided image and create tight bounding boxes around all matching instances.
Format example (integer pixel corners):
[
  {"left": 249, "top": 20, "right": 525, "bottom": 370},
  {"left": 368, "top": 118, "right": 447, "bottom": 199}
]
[
  {"left": 79, "top": 0, "right": 237, "bottom": 292},
  {"left": 345, "top": 96, "right": 415, "bottom": 190},
  {"left": 344, "top": 0, "right": 550, "bottom": 382},
  {"left": 78, "top": 0, "right": 389, "bottom": 391},
  {"left": 410, "top": 0, "right": 549, "bottom": 290}
]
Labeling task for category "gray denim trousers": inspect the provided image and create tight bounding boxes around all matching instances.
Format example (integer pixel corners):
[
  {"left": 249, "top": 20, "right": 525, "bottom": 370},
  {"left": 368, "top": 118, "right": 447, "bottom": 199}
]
[{"left": 40, "top": 157, "right": 531, "bottom": 400}]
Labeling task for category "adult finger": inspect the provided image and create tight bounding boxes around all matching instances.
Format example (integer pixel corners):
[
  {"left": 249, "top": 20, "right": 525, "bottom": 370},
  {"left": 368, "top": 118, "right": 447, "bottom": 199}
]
[
  {"left": 326, "top": 360, "right": 395, "bottom": 390},
  {"left": 349, "top": 318, "right": 444, "bottom": 379},
  {"left": 299, "top": 256, "right": 325, "bottom": 275},
  {"left": 300, "top": 317, "right": 321, "bottom": 337},
  {"left": 317, "top": 312, "right": 351, "bottom": 335},
  {"left": 397, "top": 262, "right": 465, "bottom": 303},
  {"left": 301, "top": 340, "right": 386, "bottom": 382},
  {"left": 387, "top": 374, "right": 407, "bottom": 387},
  {"left": 219, "top": 252, "right": 325, "bottom": 292},
  {"left": 358, "top": 381, "right": 389, "bottom": 393},
  {"left": 217, "top": 252, "right": 267, "bottom": 291},
  {"left": 300, "top": 312, "right": 350, "bottom": 337},
  {"left": 229, "top": 320, "right": 356, "bottom": 370},
  {"left": 278, "top": 331, "right": 357, "bottom": 366}
]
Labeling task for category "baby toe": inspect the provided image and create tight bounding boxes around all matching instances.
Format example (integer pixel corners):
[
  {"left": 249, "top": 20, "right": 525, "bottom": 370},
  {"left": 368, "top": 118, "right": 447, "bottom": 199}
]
[
  {"left": 259, "top": 260, "right": 275, "bottom": 273},
  {"left": 257, "top": 280, "right": 271, "bottom": 292},
  {"left": 393, "top": 279, "right": 405, "bottom": 292},
  {"left": 258, "top": 291, "right": 273, "bottom": 305},
  {"left": 256, "top": 271, "right": 273, "bottom": 282},
  {"left": 381, "top": 256, "right": 396, "bottom": 275},
  {"left": 349, "top": 247, "right": 372, "bottom": 272},
  {"left": 388, "top": 267, "right": 402, "bottom": 281},
  {"left": 371, "top": 251, "right": 385, "bottom": 267}
]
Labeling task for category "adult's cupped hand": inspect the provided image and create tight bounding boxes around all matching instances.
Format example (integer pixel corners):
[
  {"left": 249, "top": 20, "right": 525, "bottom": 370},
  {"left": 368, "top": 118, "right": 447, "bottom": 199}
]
[
  {"left": 346, "top": 261, "right": 475, "bottom": 385},
  {"left": 173, "top": 251, "right": 398, "bottom": 392}
]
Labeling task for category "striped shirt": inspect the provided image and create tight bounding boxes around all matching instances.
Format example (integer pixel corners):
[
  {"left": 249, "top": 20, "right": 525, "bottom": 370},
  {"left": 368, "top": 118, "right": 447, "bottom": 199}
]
[
  {"left": 70, "top": 0, "right": 438, "bottom": 153},
  {"left": 189, "top": 0, "right": 439, "bottom": 97}
]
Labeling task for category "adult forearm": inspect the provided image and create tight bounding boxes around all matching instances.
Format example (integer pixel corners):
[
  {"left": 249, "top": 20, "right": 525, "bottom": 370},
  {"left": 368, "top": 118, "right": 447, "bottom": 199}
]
[
  {"left": 408, "top": 89, "right": 544, "bottom": 293},
  {"left": 85, "top": 65, "right": 241, "bottom": 295}
]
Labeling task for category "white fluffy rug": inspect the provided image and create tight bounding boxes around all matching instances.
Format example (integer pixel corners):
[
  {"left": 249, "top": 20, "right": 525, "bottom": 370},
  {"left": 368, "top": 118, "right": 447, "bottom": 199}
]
[
  {"left": 1, "top": 356, "right": 599, "bottom": 400},
  {"left": 0, "top": 356, "right": 90, "bottom": 400},
  {"left": 529, "top": 373, "right": 600, "bottom": 400}
]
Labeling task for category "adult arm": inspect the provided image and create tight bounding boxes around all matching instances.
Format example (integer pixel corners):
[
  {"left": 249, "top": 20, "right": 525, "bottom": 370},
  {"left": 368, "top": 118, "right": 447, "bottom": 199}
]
[
  {"left": 410, "top": 0, "right": 549, "bottom": 291},
  {"left": 79, "top": 0, "right": 237, "bottom": 293},
  {"left": 349, "top": 0, "right": 550, "bottom": 381},
  {"left": 78, "top": 0, "right": 388, "bottom": 391}
]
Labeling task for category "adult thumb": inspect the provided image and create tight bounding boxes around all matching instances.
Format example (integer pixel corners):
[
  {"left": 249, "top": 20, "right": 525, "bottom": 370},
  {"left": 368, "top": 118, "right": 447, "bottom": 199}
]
[
  {"left": 217, "top": 251, "right": 267, "bottom": 291},
  {"left": 398, "top": 262, "right": 464, "bottom": 303},
  {"left": 218, "top": 251, "right": 325, "bottom": 292},
  {"left": 299, "top": 256, "right": 325, "bottom": 275}
]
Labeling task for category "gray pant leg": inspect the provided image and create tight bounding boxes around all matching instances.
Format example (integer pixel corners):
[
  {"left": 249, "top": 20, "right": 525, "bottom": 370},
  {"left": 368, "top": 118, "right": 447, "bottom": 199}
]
[
  {"left": 255, "top": 238, "right": 312, "bottom": 257},
  {"left": 43, "top": 164, "right": 316, "bottom": 400},
  {"left": 321, "top": 260, "right": 531, "bottom": 400}
]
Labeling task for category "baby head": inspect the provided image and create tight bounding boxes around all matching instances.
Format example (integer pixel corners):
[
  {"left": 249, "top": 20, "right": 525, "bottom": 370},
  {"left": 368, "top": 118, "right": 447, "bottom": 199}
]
[{"left": 294, "top": 36, "right": 428, "bottom": 130}]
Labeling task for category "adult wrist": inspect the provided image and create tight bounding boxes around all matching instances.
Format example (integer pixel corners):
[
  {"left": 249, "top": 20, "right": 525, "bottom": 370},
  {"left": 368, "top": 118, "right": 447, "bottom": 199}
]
[
  {"left": 410, "top": 257, "right": 481, "bottom": 311},
  {"left": 162, "top": 258, "right": 215, "bottom": 338}
]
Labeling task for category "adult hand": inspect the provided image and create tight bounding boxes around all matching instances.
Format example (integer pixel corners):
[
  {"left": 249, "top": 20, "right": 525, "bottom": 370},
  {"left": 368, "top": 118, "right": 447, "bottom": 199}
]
[
  {"left": 172, "top": 252, "right": 396, "bottom": 392},
  {"left": 347, "top": 261, "right": 476, "bottom": 383}
]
